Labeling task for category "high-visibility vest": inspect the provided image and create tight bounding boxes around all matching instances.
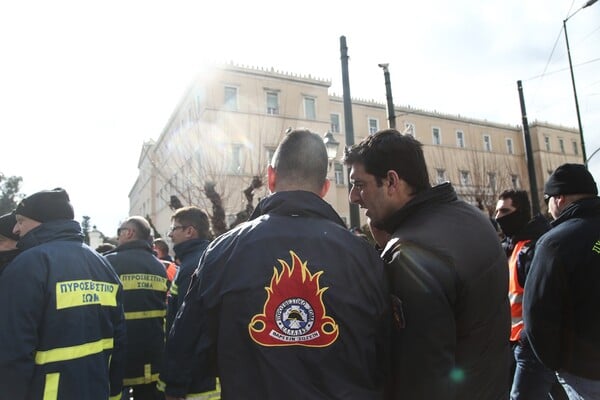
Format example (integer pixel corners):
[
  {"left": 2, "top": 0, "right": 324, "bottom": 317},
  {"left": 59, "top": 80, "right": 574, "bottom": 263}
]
[{"left": 508, "top": 239, "right": 530, "bottom": 341}]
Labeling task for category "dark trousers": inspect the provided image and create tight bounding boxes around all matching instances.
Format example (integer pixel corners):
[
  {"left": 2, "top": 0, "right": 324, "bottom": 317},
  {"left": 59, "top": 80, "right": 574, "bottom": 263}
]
[
  {"left": 122, "top": 383, "right": 165, "bottom": 400},
  {"left": 510, "top": 339, "right": 567, "bottom": 400}
]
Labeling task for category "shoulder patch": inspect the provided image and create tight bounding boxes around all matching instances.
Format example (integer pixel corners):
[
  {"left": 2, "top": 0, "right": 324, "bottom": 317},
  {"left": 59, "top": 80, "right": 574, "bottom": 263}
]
[{"left": 248, "top": 251, "right": 338, "bottom": 347}]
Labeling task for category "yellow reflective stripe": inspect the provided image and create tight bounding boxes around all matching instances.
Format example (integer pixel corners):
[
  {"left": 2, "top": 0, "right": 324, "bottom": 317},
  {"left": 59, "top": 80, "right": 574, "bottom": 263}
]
[
  {"left": 123, "top": 364, "right": 159, "bottom": 385},
  {"left": 156, "top": 378, "right": 166, "bottom": 392},
  {"left": 35, "top": 338, "right": 114, "bottom": 365},
  {"left": 120, "top": 274, "right": 168, "bottom": 292},
  {"left": 188, "top": 378, "right": 221, "bottom": 400},
  {"left": 109, "top": 395, "right": 121, "bottom": 400},
  {"left": 170, "top": 282, "right": 179, "bottom": 296},
  {"left": 124, "top": 309, "right": 166, "bottom": 320},
  {"left": 43, "top": 373, "right": 60, "bottom": 400},
  {"left": 56, "top": 280, "right": 119, "bottom": 309}
]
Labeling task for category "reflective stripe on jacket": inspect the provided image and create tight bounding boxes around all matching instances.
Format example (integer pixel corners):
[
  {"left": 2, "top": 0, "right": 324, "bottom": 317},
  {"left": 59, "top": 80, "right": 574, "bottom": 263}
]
[{"left": 509, "top": 240, "right": 530, "bottom": 341}]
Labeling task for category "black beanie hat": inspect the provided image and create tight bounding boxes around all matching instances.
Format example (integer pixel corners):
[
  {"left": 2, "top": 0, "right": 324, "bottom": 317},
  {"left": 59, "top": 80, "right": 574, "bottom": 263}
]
[
  {"left": 0, "top": 212, "right": 19, "bottom": 241},
  {"left": 544, "top": 164, "right": 598, "bottom": 197},
  {"left": 15, "top": 188, "right": 75, "bottom": 223}
]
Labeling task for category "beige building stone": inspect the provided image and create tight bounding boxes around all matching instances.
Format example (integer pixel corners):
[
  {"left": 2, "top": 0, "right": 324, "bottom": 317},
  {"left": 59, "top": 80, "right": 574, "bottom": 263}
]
[{"left": 129, "top": 64, "right": 583, "bottom": 237}]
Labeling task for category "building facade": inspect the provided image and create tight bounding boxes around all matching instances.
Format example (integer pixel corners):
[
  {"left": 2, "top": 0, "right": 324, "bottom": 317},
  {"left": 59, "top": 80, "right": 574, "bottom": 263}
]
[{"left": 129, "top": 63, "right": 582, "bottom": 237}]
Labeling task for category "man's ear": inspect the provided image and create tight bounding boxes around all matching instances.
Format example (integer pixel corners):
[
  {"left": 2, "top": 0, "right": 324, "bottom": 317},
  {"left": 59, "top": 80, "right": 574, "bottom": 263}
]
[
  {"left": 319, "top": 179, "right": 331, "bottom": 198},
  {"left": 267, "top": 165, "right": 276, "bottom": 193},
  {"left": 385, "top": 170, "right": 401, "bottom": 193}
]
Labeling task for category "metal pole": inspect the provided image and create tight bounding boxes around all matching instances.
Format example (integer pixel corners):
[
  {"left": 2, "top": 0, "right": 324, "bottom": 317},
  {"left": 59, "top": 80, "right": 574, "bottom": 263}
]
[
  {"left": 563, "top": 19, "right": 587, "bottom": 165},
  {"left": 517, "top": 80, "right": 541, "bottom": 215},
  {"left": 378, "top": 63, "right": 396, "bottom": 129},
  {"left": 340, "top": 36, "right": 360, "bottom": 229}
]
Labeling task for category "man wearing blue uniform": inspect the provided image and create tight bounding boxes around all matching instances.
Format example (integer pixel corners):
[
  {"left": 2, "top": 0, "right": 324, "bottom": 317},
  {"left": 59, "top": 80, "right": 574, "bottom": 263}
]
[
  {"left": 161, "top": 129, "right": 390, "bottom": 399},
  {"left": 0, "top": 188, "right": 126, "bottom": 399}
]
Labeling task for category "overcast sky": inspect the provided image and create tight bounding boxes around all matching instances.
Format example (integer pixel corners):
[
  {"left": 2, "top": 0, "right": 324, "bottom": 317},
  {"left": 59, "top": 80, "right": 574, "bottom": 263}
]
[{"left": 1, "top": 0, "right": 598, "bottom": 235}]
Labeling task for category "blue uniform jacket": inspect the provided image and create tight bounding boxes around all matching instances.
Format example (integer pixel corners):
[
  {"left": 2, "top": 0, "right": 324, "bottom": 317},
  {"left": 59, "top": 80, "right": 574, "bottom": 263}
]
[
  {"left": 161, "top": 191, "right": 390, "bottom": 399},
  {"left": 0, "top": 220, "right": 126, "bottom": 399}
]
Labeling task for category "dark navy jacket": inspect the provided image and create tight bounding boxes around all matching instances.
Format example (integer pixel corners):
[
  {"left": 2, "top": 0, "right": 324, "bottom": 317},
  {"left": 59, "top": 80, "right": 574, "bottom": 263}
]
[
  {"left": 0, "top": 220, "right": 126, "bottom": 399},
  {"left": 380, "top": 183, "right": 510, "bottom": 400},
  {"left": 166, "top": 238, "right": 210, "bottom": 333},
  {"left": 105, "top": 240, "right": 167, "bottom": 387},
  {"left": 161, "top": 191, "right": 390, "bottom": 399},
  {"left": 524, "top": 197, "right": 600, "bottom": 379}
]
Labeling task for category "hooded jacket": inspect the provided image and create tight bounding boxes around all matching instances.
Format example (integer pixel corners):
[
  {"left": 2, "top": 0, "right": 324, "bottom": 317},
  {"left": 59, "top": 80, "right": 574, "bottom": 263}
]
[
  {"left": 105, "top": 240, "right": 167, "bottom": 387},
  {"left": 524, "top": 197, "right": 600, "bottom": 379},
  {"left": 161, "top": 191, "right": 390, "bottom": 399},
  {"left": 380, "top": 183, "right": 510, "bottom": 400},
  {"left": 0, "top": 220, "right": 126, "bottom": 399}
]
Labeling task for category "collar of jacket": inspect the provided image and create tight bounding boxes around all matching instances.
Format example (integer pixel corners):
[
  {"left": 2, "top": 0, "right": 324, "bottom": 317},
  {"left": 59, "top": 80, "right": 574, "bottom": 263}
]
[
  {"left": 380, "top": 182, "right": 457, "bottom": 234},
  {"left": 173, "top": 238, "right": 209, "bottom": 260},
  {"left": 551, "top": 196, "right": 600, "bottom": 227},
  {"left": 110, "top": 239, "right": 154, "bottom": 254},
  {"left": 249, "top": 190, "right": 346, "bottom": 227},
  {"left": 17, "top": 220, "right": 83, "bottom": 251},
  {"left": 512, "top": 214, "right": 551, "bottom": 242}
]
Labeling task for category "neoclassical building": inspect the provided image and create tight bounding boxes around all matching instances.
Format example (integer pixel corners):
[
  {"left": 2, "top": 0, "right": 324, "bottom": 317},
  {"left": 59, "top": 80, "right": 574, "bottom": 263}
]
[{"left": 129, "top": 63, "right": 582, "bottom": 237}]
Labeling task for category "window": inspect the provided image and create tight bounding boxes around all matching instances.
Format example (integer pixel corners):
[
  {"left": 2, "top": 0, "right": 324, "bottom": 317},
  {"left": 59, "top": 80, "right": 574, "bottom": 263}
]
[
  {"left": 572, "top": 141, "right": 579, "bottom": 155},
  {"left": 404, "top": 122, "right": 416, "bottom": 137},
  {"left": 224, "top": 86, "right": 238, "bottom": 111},
  {"left": 266, "top": 92, "right": 279, "bottom": 115},
  {"left": 558, "top": 138, "right": 565, "bottom": 154},
  {"left": 229, "top": 144, "right": 244, "bottom": 174},
  {"left": 334, "top": 163, "right": 345, "bottom": 185},
  {"left": 304, "top": 97, "right": 316, "bottom": 120},
  {"left": 511, "top": 174, "right": 520, "bottom": 189},
  {"left": 456, "top": 130, "right": 465, "bottom": 148},
  {"left": 460, "top": 170, "right": 471, "bottom": 186},
  {"left": 488, "top": 172, "right": 496, "bottom": 190},
  {"left": 544, "top": 136, "right": 551, "bottom": 152},
  {"left": 330, "top": 113, "right": 341, "bottom": 133},
  {"left": 483, "top": 135, "right": 492, "bottom": 152},
  {"left": 432, "top": 127, "right": 441, "bottom": 145},
  {"left": 506, "top": 138, "right": 514, "bottom": 155},
  {"left": 368, "top": 118, "right": 379, "bottom": 134},
  {"left": 435, "top": 169, "right": 446, "bottom": 184}
]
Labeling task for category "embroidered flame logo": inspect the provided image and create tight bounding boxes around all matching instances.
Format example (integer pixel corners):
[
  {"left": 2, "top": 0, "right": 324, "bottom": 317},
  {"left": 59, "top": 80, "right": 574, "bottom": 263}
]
[{"left": 249, "top": 251, "right": 338, "bottom": 347}]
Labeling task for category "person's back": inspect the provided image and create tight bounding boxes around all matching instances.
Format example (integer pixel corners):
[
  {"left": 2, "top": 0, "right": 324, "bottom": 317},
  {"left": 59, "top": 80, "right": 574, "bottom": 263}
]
[
  {"left": 0, "top": 189, "right": 125, "bottom": 399},
  {"left": 161, "top": 129, "right": 389, "bottom": 400},
  {"left": 105, "top": 216, "right": 167, "bottom": 399}
]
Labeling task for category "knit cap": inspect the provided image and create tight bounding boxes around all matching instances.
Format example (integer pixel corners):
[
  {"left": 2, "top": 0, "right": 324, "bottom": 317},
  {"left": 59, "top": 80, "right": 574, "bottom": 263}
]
[{"left": 15, "top": 188, "right": 75, "bottom": 223}]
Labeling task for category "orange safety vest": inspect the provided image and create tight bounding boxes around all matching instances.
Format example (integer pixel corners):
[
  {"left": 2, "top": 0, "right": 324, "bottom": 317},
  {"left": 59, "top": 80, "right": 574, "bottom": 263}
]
[{"left": 508, "top": 240, "right": 530, "bottom": 341}]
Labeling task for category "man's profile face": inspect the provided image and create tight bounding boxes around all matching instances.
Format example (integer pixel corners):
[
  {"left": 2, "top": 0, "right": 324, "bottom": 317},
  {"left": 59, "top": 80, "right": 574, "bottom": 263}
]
[
  {"left": 494, "top": 198, "right": 516, "bottom": 220},
  {"left": 13, "top": 214, "right": 41, "bottom": 238},
  {"left": 348, "top": 163, "right": 394, "bottom": 226}
]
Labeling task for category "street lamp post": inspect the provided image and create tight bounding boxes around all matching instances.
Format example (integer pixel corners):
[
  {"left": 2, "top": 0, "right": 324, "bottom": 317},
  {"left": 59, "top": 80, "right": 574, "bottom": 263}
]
[
  {"left": 323, "top": 131, "right": 340, "bottom": 167},
  {"left": 378, "top": 63, "right": 396, "bottom": 129},
  {"left": 563, "top": 0, "right": 598, "bottom": 166}
]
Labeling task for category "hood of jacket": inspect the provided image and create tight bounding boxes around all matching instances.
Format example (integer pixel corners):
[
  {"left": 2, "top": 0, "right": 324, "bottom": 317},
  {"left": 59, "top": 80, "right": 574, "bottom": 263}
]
[
  {"left": 173, "top": 238, "right": 209, "bottom": 262},
  {"left": 552, "top": 196, "right": 600, "bottom": 227},
  {"left": 249, "top": 190, "right": 346, "bottom": 227}
]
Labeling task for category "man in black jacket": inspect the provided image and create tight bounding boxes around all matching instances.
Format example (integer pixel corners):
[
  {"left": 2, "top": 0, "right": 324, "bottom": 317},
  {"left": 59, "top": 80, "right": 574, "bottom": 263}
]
[
  {"left": 106, "top": 216, "right": 167, "bottom": 400},
  {"left": 494, "top": 190, "right": 563, "bottom": 399},
  {"left": 161, "top": 129, "right": 390, "bottom": 399},
  {"left": 524, "top": 163, "right": 600, "bottom": 399},
  {"left": 345, "top": 129, "right": 510, "bottom": 399}
]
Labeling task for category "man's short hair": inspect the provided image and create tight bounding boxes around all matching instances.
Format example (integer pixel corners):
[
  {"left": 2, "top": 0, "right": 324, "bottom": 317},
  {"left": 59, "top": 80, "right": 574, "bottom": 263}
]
[
  {"left": 344, "top": 129, "right": 430, "bottom": 193},
  {"left": 271, "top": 129, "right": 328, "bottom": 193},
  {"left": 171, "top": 206, "right": 211, "bottom": 239},
  {"left": 498, "top": 190, "right": 531, "bottom": 219},
  {"left": 125, "top": 216, "right": 152, "bottom": 241}
]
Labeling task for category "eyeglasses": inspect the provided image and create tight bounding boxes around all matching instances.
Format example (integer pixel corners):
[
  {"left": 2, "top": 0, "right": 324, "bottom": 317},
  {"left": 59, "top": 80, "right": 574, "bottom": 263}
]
[
  {"left": 543, "top": 194, "right": 552, "bottom": 205},
  {"left": 168, "top": 225, "right": 189, "bottom": 233},
  {"left": 117, "top": 227, "right": 131, "bottom": 235}
]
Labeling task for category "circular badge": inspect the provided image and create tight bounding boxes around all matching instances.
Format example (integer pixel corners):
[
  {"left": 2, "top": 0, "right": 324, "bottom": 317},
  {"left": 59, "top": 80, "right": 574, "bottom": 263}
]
[{"left": 275, "top": 298, "right": 315, "bottom": 336}]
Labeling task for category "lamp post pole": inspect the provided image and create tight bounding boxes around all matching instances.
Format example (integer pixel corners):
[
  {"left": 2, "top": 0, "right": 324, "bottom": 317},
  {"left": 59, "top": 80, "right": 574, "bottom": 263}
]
[
  {"left": 563, "top": 0, "right": 598, "bottom": 166},
  {"left": 378, "top": 63, "right": 396, "bottom": 129}
]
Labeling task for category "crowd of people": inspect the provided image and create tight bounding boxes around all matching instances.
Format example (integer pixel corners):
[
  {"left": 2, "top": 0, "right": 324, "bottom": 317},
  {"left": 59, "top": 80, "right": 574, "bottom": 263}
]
[{"left": 0, "top": 128, "right": 598, "bottom": 399}]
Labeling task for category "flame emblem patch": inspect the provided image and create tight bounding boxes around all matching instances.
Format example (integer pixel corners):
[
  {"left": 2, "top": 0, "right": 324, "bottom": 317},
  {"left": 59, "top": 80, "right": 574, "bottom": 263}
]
[{"left": 249, "top": 251, "right": 339, "bottom": 347}]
